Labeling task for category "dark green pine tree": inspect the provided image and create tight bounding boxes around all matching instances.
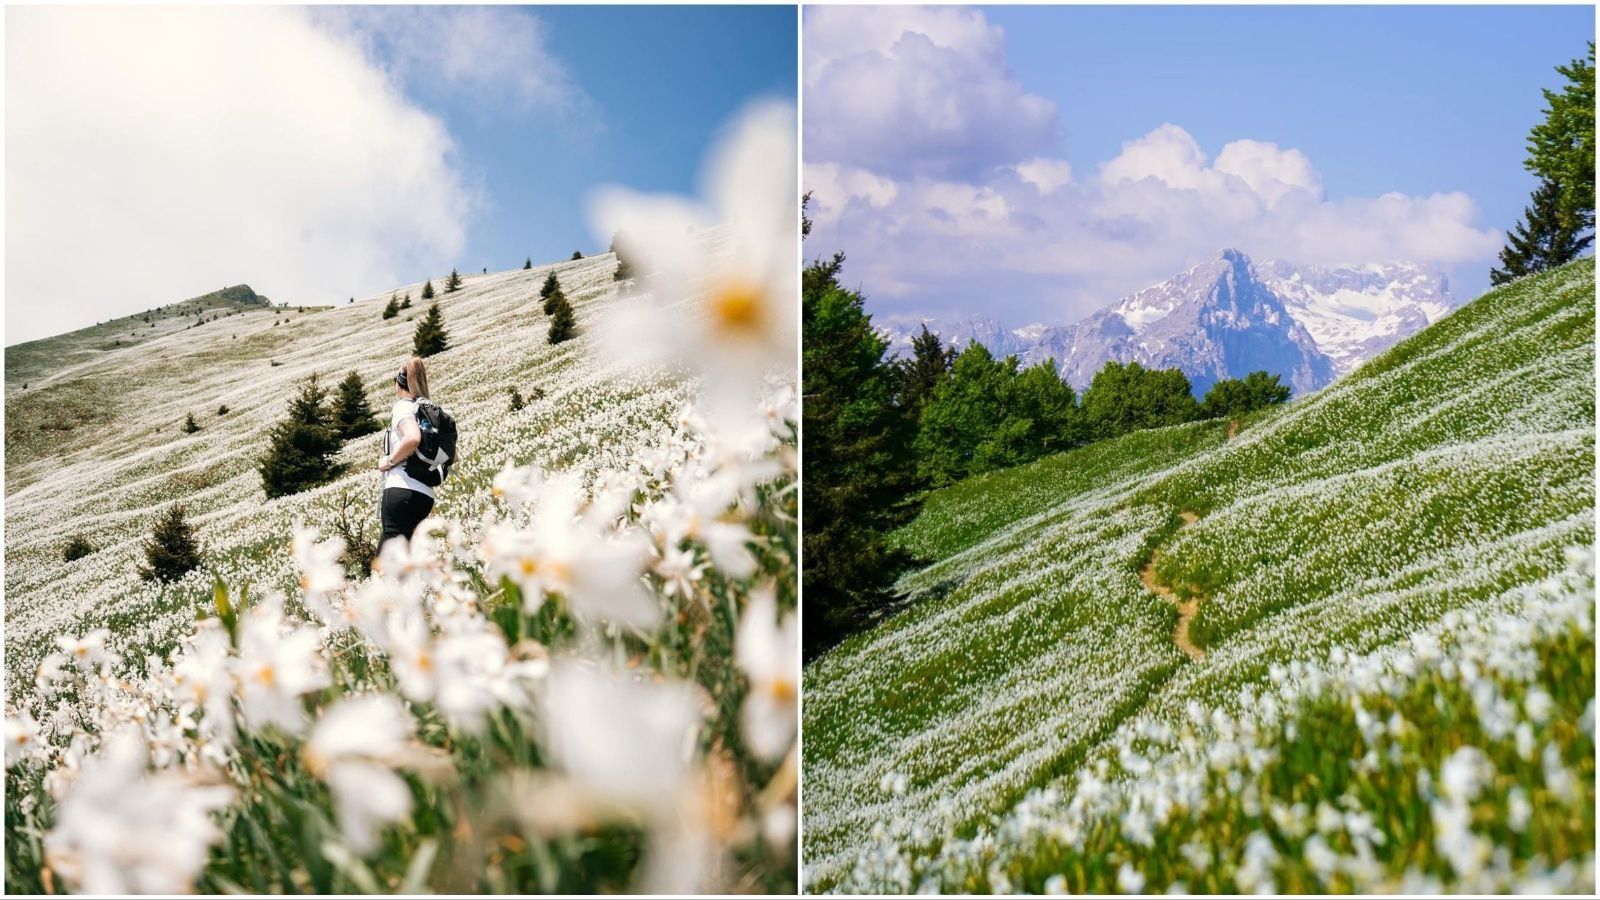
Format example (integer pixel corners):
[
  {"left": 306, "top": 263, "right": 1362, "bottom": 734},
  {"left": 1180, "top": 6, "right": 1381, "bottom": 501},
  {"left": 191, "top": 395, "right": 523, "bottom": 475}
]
[
  {"left": 421, "top": 280, "right": 435, "bottom": 301},
  {"left": 413, "top": 303, "right": 450, "bottom": 357},
  {"left": 802, "top": 250, "right": 922, "bottom": 659},
  {"left": 547, "top": 290, "right": 578, "bottom": 344},
  {"left": 138, "top": 504, "right": 202, "bottom": 583},
  {"left": 1490, "top": 179, "right": 1595, "bottom": 285},
  {"left": 539, "top": 271, "right": 561, "bottom": 308},
  {"left": 894, "top": 324, "right": 956, "bottom": 423},
  {"left": 258, "top": 375, "right": 347, "bottom": 499},
  {"left": 524, "top": 257, "right": 533, "bottom": 270},
  {"left": 183, "top": 412, "right": 200, "bottom": 434},
  {"left": 400, "top": 292, "right": 412, "bottom": 309},
  {"left": 445, "top": 269, "right": 463, "bottom": 293},
  {"left": 63, "top": 534, "right": 93, "bottom": 563},
  {"left": 571, "top": 250, "right": 583, "bottom": 260},
  {"left": 329, "top": 371, "right": 383, "bottom": 440},
  {"left": 509, "top": 387, "right": 526, "bottom": 412},
  {"left": 382, "top": 294, "right": 400, "bottom": 320}
]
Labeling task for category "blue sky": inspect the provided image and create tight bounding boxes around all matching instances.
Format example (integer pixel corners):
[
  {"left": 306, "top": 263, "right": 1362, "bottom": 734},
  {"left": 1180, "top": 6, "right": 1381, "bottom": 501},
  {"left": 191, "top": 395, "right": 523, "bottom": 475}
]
[
  {"left": 803, "top": 5, "right": 1595, "bottom": 326},
  {"left": 6, "top": 5, "right": 796, "bottom": 342},
  {"left": 430, "top": 5, "right": 797, "bottom": 271},
  {"left": 989, "top": 4, "right": 1593, "bottom": 261}
]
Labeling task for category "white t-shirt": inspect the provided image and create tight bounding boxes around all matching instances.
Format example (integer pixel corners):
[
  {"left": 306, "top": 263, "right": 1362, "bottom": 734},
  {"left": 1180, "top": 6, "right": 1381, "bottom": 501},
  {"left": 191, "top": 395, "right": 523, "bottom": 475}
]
[{"left": 383, "top": 398, "right": 435, "bottom": 499}]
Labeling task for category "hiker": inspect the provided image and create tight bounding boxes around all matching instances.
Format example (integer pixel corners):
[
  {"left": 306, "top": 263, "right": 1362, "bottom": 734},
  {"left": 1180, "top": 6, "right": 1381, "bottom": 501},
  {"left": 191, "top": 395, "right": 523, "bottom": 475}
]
[{"left": 377, "top": 356, "right": 456, "bottom": 549}]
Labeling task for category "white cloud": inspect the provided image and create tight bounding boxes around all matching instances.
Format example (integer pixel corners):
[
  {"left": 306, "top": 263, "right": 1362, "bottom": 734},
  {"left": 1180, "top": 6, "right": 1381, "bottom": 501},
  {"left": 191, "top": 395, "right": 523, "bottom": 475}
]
[
  {"left": 1013, "top": 158, "right": 1074, "bottom": 195},
  {"left": 806, "top": 122, "right": 1499, "bottom": 325},
  {"left": 5, "top": 6, "right": 472, "bottom": 343},
  {"left": 803, "top": 5, "right": 1058, "bottom": 179},
  {"left": 314, "top": 6, "right": 594, "bottom": 124}
]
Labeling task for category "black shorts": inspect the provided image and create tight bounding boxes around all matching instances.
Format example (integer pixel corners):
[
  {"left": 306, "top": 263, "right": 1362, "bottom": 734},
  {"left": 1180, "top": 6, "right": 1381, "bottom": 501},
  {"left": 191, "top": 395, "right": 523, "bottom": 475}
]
[{"left": 380, "top": 487, "right": 435, "bottom": 548}]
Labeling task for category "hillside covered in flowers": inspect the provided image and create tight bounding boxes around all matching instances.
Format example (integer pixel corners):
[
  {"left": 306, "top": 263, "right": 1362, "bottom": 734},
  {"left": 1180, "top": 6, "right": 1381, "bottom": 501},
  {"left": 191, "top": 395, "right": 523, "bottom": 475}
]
[
  {"left": 802, "top": 258, "right": 1595, "bottom": 893},
  {"left": 5, "top": 103, "right": 798, "bottom": 895}
]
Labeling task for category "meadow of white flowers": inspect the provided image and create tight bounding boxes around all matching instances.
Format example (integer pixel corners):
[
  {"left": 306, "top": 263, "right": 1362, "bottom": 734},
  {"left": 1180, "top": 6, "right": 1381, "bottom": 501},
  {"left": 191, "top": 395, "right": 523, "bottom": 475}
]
[
  {"left": 6, "top": 102, "right": 799, "bottom": 894},
  {"left": 802, "top": 259, "right": 1595, "bottom": 893}
]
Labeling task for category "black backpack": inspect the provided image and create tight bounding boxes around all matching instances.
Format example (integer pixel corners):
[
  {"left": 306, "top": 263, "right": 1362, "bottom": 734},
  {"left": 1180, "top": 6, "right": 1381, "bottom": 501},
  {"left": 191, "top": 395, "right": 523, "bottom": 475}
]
[{"left": 402, "top": 398, "right": 457, "bottom": 487}]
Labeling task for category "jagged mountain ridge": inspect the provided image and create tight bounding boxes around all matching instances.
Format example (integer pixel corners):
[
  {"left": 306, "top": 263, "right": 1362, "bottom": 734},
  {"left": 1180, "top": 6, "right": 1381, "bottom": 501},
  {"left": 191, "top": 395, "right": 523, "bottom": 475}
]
[{"left": 880, "top": 251, "right": 1456, "bottom": 397}]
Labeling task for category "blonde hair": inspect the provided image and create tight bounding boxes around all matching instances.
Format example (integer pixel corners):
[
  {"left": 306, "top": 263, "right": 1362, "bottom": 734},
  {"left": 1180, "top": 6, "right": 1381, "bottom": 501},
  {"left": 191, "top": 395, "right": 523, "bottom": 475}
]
[{"left": 402, "top": 356, "right": 431, "bottom": 400}]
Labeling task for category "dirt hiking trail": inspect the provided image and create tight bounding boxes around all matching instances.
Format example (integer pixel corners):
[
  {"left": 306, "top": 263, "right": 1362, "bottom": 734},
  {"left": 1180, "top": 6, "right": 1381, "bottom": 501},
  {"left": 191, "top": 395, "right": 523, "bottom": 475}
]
[{"left": 1138, "top": 510, "right": 1205, "bottom": 661}]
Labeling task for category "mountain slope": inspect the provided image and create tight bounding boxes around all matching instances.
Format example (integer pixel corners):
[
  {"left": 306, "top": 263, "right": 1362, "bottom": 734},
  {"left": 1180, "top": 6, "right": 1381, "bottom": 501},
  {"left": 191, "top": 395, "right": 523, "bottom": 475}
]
[
  {"left": 3, "top": 253, "right": 691, "bottom": 690},
  {"left": 882, "top": 253, "right": 1456, "bottom": 398},
  {"left": 802, "top": 259, "right": 1595, "bottom": 892},
  {"left": 5, "top": 284, "right": 275, "bottom": 393}
]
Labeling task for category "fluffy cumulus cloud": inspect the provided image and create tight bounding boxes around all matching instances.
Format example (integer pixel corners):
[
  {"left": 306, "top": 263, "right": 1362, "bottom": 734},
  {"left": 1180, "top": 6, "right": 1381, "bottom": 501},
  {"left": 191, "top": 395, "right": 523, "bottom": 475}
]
[
  {"left": 803, "top": 6, "right": 1501, "bottom": 326},
  {"left": 313, "top": 6, "right": 594, "bottom": 124},
  {"left": 803, "top": 5, "right": 1059, "bottom": 180},
  {"left": 5, "top": 6, "right": 474, "bottom": 342}
]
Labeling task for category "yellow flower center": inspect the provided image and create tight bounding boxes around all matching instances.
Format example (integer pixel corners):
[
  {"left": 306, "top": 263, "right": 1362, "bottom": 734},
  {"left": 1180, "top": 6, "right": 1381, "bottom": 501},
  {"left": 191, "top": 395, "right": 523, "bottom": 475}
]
[
  {"left": 770, "top": 677, "right": 796, "bottom": 702},
  {"left": 519, "top": 558, "right": 539, "bottom": 577},
  {"left": 256, "top": 665, "right": 276, "bottom": 688},
  {"left": 710, "top": 280, "right": 764, "bottom": 338}
]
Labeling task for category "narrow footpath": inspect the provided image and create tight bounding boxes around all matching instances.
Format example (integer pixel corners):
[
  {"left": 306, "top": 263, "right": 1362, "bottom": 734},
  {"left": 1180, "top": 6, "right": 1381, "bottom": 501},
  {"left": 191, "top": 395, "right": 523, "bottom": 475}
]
[{"left": 1137, "top": 511, "right": 1205, "bottom": 661}]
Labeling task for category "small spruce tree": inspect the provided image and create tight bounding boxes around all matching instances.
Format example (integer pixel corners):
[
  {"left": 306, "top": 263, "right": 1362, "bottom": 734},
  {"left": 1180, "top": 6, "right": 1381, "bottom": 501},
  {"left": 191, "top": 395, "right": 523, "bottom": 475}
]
[
  {"left": 540, "top": 271, "right": 560, "bottom": 305},
  {"left": 611, "top": 235, "right": 634, "bottom": 282},
  {"left": 547, "top": 291, "right": 577, "bottom": 344},
  {"left": 217, "top": 404, "right": 230, "bottom": 416},
  {"left": 509, "top": 387, "right": 526, "bottom": 412},
  {"left": 524, "top": 257, "right": 533, "bottom": 270},
  {"left": 258, "top": 375, "right": 346, "bottom": 498},
  {"left": 571, "top": 250, "right": 583, "bottom": 260},
  {"left": 413, "top": 303, "right": 450, "bottom": 357},
  {"left": 1490, "top": 178, "right": 1594, "bottom": 284},
  {"left": 401, "top": 292, "right": 412, "bottom": 309},
  {"left": 63, "top": 535, "right": 93, "bottom": 563},
  {"left": 138, "top": 505, "right": 202, "bottom": 583},
  {"left": 183, "top": 412, "right": 200, "bottom": 434},
  {"left": 421, "top": 280, "right": 435, "bottom": 301},
  {"left": 382, "top": 295, "right": 400, "bottom": 319},
  {"left": 445, "top": 269, "right": 463, "bottom": 293},
  {"left": 329, "top": 371, "right": 383, "bottom": 440}
]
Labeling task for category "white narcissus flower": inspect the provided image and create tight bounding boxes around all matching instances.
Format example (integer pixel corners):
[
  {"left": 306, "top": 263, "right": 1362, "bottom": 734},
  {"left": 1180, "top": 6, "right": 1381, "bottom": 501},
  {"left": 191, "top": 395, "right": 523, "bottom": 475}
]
[
  {"left": 43, "top": 728, "right": 233, "bottom": 895},
  {"left": 482, "top": 474, "right": 658, "bottom": 631},
  {"left": 6, "top": 710, "right": 41, "bottom": 768},
  {"left": 735, "top": 588, "right": 798, "bottom": 762},
  {"left": 233, "top": 595, "right": 330, "bottom": 736},
  {"left": 540, "top": 659, "right": 703, "bottom": 814},
  {"left": 55, "top": 628, "right": 115, "bottom": 673},
  {"left": 588, "top": 100, "right": 798, "bottom": 432},
  {"left": 303, "top": 694, "right": 416, "bottom": 856},
  {"left": 291, "top": 522, "right": 347, "bottom": 624}
]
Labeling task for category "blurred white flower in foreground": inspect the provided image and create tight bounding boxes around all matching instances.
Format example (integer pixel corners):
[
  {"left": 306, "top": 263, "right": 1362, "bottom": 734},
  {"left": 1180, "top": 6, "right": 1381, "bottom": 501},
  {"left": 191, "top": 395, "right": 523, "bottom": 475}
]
[
  {"left": 303, "top": 694, "right": 417, "bottom": 855},
  {"left": 233, "top": 595, "right": 330, "bottom": 736},
  {"left": 588, "top": 99, "right": 798, "bottom": 429},
  {"left": 736, "top": 587, "right": 798, "bottom": 762},
  {"left": 5, "top": 710, "right": 41, "bottom": 768},
  {"left": 43, "top": 728, "right": 233, "bottom": 894}
]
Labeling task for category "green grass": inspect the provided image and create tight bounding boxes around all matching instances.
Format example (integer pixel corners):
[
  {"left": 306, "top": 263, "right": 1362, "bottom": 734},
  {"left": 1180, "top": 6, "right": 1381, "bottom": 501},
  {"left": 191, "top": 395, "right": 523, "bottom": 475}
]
[{"left": 802, "top": 259, "right": 1595, "bottom": 893}]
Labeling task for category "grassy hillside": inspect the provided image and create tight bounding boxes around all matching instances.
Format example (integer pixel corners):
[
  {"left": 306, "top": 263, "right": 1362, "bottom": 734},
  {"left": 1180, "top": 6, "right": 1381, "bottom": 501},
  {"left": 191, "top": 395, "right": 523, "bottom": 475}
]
[
  {"left": 5, "top": 257, "right": 665, "bottom": 682},
  {"left": 4, "top": 240, "right": 799, "bottom": 893},
  {"left": 802, "top": 258, "right": 1595, "bottom": 893},
  {"left": 5, "top": 284, "right": 275, "bottom": 395}
]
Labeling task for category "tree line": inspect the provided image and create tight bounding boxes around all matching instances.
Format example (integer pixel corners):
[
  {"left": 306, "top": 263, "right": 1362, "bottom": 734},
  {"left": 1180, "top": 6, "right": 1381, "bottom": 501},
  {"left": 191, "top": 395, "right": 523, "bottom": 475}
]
[{"left": 801, "top": 214, "right": 1288, "bottom": 659}]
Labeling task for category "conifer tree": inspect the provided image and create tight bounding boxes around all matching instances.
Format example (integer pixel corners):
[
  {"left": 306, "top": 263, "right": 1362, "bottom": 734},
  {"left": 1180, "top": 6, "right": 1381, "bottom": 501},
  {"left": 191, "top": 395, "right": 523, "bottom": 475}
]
[
  {"left": 258, "top": 375, "right": 346, "bottom": 498},
  {"left": 382, "top": 294, "right": 400, "bottom": 320},
  {"left": 571, "top": 250, "right": 583, "bottom": 260},
  {"left": 329, "top": 371, "right": 382, "bottom": 440},
  {"left": 421, "top": 280, "right": 435, "bottom": 301},
  {"left": 895, "top": 325, "right": 956, "bottom": 423},
  {"left": 413, "top": 303, "right": 450, "bottom": 357},
  {"left": 1490, "top": 179, "right": 1594, "bottom": 285},
  {"left": 138, "top": 505, "right": 201, "bottom": 583},
  {"left": 445, "top": 269, "right": 463, "bottom": 293},
  {"left": 63, "top": 535, "right": 93, "bottom": 563},
  {"left": 183, "top": 412, "right": 200, "bottom": 434},
  {"left": 547, "top": 291, "right": 577, "bottom": 344},
  {"left": 524, "top": 257, "right": 533, "bottom": 270},
  {"left": 540, "top": 271, "right": 561, "bottom": 307},
  {"left": 400, "top": 292, "right": 412, "bottom": 309},
  {"left": 509, "top": 387, "right": 526, "bottom": 412}
]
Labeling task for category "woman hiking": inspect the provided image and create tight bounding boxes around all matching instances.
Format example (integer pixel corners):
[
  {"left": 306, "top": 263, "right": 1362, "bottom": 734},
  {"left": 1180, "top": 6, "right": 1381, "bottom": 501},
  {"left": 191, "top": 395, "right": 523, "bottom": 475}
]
[{"left": 377, "top": 356, "right": 446, "bottom": 549}]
